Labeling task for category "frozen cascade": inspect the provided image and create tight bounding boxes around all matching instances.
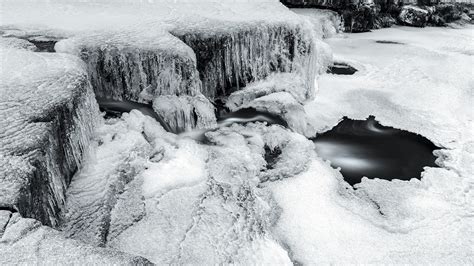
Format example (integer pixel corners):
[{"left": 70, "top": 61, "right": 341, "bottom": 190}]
[
  {"left": 171, "top": 20, "right": 320, "bottom": 99},
  {"left": 55, "top": 30, "right": 202, "bottom": 102},
  {"left": 0, "top": 47, "right": 101, "bottom": 226}
]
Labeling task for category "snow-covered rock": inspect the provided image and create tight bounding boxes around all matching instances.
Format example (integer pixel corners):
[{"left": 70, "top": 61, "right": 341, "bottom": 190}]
[
  {"left": 399, "top": 5, "right": 430, "bottom": 27},
  {"left": 0, "top": 47, "right": 100, "bottom": 226},
  {"left": 226, "top": 78, "right": 316, "bottom": 137}
]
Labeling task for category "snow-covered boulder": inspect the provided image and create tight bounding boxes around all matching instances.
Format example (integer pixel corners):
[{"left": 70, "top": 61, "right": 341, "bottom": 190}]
[
  {"left": 399, "top": 5, "right": 429, "bottom": 27},
  {"left": 0, "top": 47, "right": 100, "bottom": 226},
  {"left": 153, "top": 94, "right": 217, "bottom": 133},
  {"left": 0, "top": 212, "right": 150, "bottom": 264},
  {"left": 226, "top": 73, "right": 310, "bottom": 110},
  {"left": 225, "top": 74, "right": 317, "bottom": 136}
]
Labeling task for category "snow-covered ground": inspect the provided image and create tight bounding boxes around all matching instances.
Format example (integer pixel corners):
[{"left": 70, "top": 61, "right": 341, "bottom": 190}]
[{"left": 282, "top": 25, "right": 474, "bottom": 264}]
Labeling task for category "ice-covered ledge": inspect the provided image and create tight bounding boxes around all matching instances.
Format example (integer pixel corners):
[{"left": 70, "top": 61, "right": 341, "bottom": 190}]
[
  {"left": 0, "top": 46, "right": 100, "bottom": 226},
  {"left": 2, "top": 0, "right": 330, "bottom": 131}
]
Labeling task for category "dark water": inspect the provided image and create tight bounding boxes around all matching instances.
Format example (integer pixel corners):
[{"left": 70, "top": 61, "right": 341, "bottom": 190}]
[
  {"left": 312, "top": 116, "right": 440, "bottom": 185},
  {"left": 327, "top": 62, "right": 358, "bottom": 75},
  {"left": 375, "top": 40, "right": 404, "bottom": 45},
  {"left": 97, "top": 98, "right": 173, "bottom": 133}
]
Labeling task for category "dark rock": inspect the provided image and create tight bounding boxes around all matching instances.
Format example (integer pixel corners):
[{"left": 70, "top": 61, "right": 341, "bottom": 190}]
[
  {"left": 280, "top": 0, "right": 347, "bottom": 9},
  {"left": 428, "top": 4, "right": 465, "bottom": 26},
  {"left": 342, "top": 4, "right": 377, "bottom": 33},
  {"left": 374, "top": 13, "right": 397, "bottom": 28},
  {"left": 398, "top": 5, "right": 429, "bottom": 27}
]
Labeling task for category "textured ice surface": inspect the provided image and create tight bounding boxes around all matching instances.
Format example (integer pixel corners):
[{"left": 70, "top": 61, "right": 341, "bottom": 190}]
[
  {"left": 0, "top": 212, "right": 150, "bottom": 264},
  {"left": 62, "top": 110, "right": 313, "bottom": 263}
]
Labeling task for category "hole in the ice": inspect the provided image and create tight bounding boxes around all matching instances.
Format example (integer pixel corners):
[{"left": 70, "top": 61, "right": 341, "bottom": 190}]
[
  {"left": 311, "top": 116, "right": 440, "bottom": 186},
  {"left": 97, "top": 97, "right": 173, "bottom": 133},
  {"left": 326, "top": 62, "right": 358, "bottom": 75},
  {"left": 212, "top": 98, "right": 230, "bottom": 118},
  {"left": 27, "top": 38, "right": 58, "bottom": 52},
  {"left": 375, "top": 40, "right": 404, "bottom": 45},
  {"left": 263, "top": 145, "right": 282, "bottom": 170}
]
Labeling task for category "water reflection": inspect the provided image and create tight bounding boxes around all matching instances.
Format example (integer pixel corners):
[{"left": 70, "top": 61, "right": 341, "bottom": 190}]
[{"left": 312, "top": 116, "right": 439, "bottom": 185}]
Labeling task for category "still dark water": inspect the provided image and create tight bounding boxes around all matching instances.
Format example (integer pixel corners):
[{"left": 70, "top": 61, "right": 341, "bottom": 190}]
[{"left": 312, "top": 116, "right": 440, "bottom": 185}]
